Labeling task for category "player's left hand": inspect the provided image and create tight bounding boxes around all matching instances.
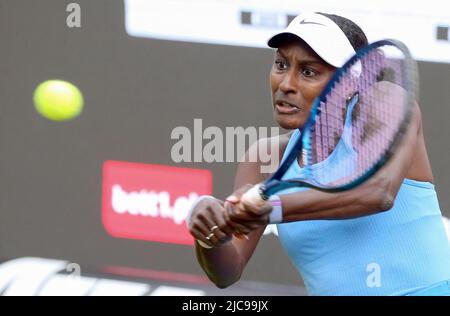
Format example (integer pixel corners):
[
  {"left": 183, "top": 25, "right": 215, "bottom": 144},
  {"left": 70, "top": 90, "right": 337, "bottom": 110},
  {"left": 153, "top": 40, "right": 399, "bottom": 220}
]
[{"left": 224, "top": 185, "right": 273, "bottom": 230}]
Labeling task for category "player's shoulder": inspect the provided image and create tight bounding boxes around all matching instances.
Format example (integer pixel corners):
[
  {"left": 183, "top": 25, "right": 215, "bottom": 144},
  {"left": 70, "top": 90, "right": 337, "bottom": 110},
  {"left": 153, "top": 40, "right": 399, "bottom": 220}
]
[
  {"left": 237, "top": 131, "right": 295, "bottom": 180},
  {"left": 252, "top": 130, "right": 292, "bottom": 148},
  {"left": 245, "top": 131, "right": 294, "bottom": 162}
]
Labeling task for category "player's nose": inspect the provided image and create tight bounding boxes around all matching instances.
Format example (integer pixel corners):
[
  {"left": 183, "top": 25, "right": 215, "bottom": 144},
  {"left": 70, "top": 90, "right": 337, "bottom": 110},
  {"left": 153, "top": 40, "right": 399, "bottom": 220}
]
[{"left": 278, "top": 71, "right": 299, "bottom": 95}]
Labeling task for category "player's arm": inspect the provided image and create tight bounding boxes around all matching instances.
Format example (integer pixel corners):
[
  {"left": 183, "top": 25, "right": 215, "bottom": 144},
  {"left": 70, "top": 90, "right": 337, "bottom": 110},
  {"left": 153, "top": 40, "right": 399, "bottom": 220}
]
[
  {"left": 232, "top": 103, "right": 422, "bottom": 224},
  {"left": 188, "top": 137, "right": 282, "bottom": 288},
  {"left": 187, "top": 196, "right": 242, "bottom": 288}
]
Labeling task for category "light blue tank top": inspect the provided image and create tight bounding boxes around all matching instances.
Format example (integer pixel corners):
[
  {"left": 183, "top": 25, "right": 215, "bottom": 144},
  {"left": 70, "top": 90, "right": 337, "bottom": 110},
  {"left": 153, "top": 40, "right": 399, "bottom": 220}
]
[{"left": 276, "top": 129, "right": 450, "bottom": 295}]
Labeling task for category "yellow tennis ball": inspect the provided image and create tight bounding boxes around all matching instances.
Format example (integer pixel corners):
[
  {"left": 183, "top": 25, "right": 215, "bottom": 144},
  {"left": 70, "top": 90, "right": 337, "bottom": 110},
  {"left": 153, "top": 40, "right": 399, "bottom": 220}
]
[{"left": 33, "top": 80, "right": 84, "bottom": 121}]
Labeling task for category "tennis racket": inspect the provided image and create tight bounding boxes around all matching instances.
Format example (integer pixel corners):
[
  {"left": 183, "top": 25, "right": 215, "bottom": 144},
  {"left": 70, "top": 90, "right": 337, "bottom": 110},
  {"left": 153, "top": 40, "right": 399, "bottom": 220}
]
[{"left": 242, "top": 39, "right": 418, "bottom": 206}]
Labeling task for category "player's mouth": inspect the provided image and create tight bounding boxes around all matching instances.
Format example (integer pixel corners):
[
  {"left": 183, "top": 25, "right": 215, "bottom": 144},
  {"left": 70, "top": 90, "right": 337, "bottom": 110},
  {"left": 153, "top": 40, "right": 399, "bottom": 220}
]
[{"left": 274, "top": 100, "right": 301, "bottom": 114}]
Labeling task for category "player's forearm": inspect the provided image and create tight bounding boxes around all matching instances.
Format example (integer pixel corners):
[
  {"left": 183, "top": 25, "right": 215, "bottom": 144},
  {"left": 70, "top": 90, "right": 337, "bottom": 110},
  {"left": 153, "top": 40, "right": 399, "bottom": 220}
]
[
  {"left": 195, "top": 241, "right": 244, "bottom": 288},
  {"left": 280, "top": 176, "right": 394, "bottom": 221}
]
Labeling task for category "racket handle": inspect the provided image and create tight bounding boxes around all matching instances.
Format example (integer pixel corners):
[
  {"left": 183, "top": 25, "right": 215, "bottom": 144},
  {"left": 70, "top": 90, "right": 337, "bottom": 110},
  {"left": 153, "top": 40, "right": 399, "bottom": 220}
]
[
  {"left": 225, "top": 184, "right": 265, "bottom": 241},
  {"left": 196, "top": 239, "right": 213, "bottom": 249},
  {"left": 232, "top": 185, "right": 265, "bottom": 240},
  {"left": 241, "top": 184, "right": 266, "bottom": 207}
]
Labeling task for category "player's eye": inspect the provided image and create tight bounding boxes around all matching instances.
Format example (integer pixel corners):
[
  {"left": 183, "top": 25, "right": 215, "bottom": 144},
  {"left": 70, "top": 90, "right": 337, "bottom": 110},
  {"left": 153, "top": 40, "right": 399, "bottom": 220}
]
[
  {"left": 301, "top": 67, "right": 317, "bottom": 77},
  {"left": 274, "top": 60, "right": 288, "bottom": 71}
]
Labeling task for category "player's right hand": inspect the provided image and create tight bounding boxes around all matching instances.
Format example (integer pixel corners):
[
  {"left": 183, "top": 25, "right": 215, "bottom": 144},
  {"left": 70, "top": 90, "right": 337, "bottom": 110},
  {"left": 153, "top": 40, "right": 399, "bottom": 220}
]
[{"left": 187, "top": 197, "right": 235, "bottom": 248}]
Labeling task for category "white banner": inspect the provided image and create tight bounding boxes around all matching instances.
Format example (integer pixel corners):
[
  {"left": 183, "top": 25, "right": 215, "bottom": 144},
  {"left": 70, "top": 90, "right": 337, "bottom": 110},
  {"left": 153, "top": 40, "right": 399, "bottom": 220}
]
[{"left": 125, "top": 0, "right": 450, "bottom": 64}]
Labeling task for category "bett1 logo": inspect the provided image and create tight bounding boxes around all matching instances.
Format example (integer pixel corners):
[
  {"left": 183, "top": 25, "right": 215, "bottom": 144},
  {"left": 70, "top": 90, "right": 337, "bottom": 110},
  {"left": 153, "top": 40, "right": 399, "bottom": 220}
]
[{"left": 102, "top": 161, "right": 212, "bottom": 245}]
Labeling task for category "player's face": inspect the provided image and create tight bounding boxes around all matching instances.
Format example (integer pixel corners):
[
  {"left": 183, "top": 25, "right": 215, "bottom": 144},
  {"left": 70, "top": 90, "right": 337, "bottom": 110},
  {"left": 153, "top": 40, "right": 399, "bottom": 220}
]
[{"left": 270, "top": 39, "right": 336, "bottom": 129}]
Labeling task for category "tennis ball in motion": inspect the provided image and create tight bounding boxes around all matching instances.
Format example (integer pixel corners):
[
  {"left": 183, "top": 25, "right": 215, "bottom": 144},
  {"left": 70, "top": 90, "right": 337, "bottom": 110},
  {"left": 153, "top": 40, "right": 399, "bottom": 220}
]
[{"left": 33, "top": 80, "right": 84, "bottom": 121}]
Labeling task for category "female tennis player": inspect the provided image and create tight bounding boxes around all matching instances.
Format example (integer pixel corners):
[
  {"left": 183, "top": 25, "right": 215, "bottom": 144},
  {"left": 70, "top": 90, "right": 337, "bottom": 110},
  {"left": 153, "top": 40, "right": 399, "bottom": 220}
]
[{"left": 187, "top": 12, "right": 450, "bottom": 295}]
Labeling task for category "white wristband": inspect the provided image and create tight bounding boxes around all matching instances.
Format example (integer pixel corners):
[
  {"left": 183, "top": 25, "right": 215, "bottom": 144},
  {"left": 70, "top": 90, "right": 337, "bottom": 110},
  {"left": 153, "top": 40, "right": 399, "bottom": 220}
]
[{"left": 268, "top": 195, "right": 283, "bottom": 224}]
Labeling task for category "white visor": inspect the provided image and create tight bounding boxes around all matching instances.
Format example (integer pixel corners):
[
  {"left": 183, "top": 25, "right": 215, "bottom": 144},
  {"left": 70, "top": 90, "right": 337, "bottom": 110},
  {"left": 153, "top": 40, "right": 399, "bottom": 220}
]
[{"left": 267, "top": 12, "right": 356, "bottom": 68}]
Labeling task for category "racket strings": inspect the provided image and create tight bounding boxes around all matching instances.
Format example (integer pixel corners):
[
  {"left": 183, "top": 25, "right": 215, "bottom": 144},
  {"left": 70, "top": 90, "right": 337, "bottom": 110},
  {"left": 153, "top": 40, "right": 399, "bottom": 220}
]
[{"left": 305, "top": 44, "right": 410, "bottom": 187}]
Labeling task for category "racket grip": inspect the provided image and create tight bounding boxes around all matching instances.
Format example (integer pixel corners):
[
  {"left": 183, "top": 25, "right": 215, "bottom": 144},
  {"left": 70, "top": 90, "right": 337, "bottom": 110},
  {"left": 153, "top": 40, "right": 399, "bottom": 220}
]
[
  {"left": 241, "top": 184, "right": 266, "bottom": 207},
  {"left": 225, "top": 184, "right": 265, "bottom": 241},
  {"left": 196, "top": 239, "right": 213, "bottom": 249},
  {"left": 232, "top": 185, "right": 265, "bottom": 240}
]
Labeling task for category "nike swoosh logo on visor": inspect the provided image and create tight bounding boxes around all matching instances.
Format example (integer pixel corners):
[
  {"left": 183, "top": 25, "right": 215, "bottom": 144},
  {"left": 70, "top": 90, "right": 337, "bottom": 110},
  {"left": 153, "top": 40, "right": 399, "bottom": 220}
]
[{"left": 299, "top": 19, "right": 325, "bottom": 26}]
